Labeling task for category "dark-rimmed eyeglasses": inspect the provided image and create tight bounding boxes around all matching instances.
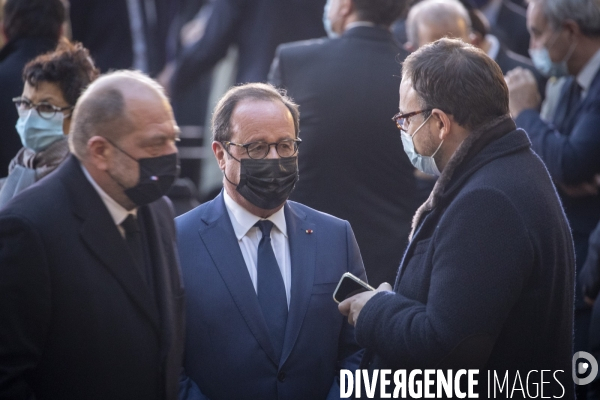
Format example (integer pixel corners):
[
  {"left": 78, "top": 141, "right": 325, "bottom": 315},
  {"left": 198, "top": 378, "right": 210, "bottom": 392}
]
[
  {"left": 12, "top": 97, "right": 74, "bottom": 120},
  {"left": 392, "top": 109, "right": 432, "bottom": 133},
  {"left": 222, "top": 138, "right": 302, "bottom": 159}
]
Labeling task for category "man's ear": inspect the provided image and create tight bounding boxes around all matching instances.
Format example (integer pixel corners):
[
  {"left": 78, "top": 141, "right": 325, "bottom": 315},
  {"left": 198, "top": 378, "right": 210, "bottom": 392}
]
[
  {"left": 339, "top": 0, "right": 353, "bottom": 17},
  {"left": 563, "top": 19, "right": 581, "bottom": 39},
  {"left": 87, "top": 136, "right": 112, "bottom": 171},
  {"left": 1, "top": 23, "right": 8, "bottom": 43},
  {"left": 431, "top": 109, "right": 452, "bottom": 141},
  {"left": 212, "top": 141, "right": 226, "bottom": 171}
]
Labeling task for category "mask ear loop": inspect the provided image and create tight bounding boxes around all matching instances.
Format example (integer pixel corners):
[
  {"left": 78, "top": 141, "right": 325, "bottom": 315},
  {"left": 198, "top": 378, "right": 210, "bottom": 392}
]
[{"left": 221, "top": 142, "right": 241, "bottom": 187}]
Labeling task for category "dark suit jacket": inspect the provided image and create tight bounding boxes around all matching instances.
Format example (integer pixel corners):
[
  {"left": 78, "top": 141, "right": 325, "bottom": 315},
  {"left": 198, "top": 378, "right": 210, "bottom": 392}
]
[
  {"left": 69, "top": 0, "right": 173, "bottom": 75},
  {"left": 491, "top": 0, "right": 530, "bottom": 57},
  {"left": 357, "top": 125, "right": 574, "bottom": 399},
  {"left": 171, "top": 0, "right": 326, "bottom": 92},
  {"left": 269, "top": 26, "right": 417, "bottom": 287},
  {"left": 0, "top": 37, "right": 57, "bottom": 178},
  {"left": 176, "top": 192, "right": 364, "bottom": 400},
  {"left": 0, "top": 155, "right": 185, "bottom": 400},
  {"left": 494, "top": 44, "right": 547, "bottom": 98},
  {"left": 516, "top": 68, "right": 600, "bottom": 311}
]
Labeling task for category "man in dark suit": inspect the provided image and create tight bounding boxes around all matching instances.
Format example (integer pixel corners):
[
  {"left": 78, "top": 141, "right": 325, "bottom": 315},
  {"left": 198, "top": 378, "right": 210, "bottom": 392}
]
[
  {"left": 506, "top": 0, "right": 600, "bottom": 383},
  {"left": 69, "top": 0, "right": 173, "bottom": 76},
  {"left": 269, "top": 0, "right": 416, "bottom": 287},
  {"left": 0, "top": 71, "right": 184, "bottom": 399},
  {"left": 177, "top": 83, "right": 365, "bottom": 400},
  {"left": 0, "top": 0, "right": 63, "bottom": 178},
  {"left": 340, "top": 38, "right": 575, "bottom": 399},
  {"left": 170, "top": 0, "right": 326, "bottom": 94}
]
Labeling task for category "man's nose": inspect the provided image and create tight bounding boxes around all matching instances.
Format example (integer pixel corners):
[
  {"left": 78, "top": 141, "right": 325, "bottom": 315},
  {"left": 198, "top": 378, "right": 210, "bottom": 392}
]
[{"left": 266, "top": 144, "right": 279, "bottom": 159}]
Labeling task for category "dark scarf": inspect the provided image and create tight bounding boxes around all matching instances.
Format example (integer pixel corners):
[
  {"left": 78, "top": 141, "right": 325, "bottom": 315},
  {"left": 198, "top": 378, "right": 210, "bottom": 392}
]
[
  {"left": 409, "top": 115, "right": 516, "bottom": 240},
  {"left": 8, "top": 138, "right": 70, "bottom": 180}
]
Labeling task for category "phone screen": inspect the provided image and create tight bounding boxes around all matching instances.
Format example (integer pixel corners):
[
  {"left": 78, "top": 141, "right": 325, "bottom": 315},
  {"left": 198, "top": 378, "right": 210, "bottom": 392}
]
[{"left": 333, "top": 275, "right": 373, "bottom": 303}]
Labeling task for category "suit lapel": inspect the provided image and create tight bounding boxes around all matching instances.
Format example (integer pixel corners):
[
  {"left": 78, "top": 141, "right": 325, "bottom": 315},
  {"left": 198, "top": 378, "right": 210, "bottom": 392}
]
[
  {"left": 141, "top": 203, "right": 177, "bottom": 349},
  {"left": 280, "top": 202, "right": 316, "bottom": 367},
  {"left": 61, "top": 156, "right": 161, "bottom": 333},
  {"left": 197, "top": 194, "right": 279, "bottom": 365}
]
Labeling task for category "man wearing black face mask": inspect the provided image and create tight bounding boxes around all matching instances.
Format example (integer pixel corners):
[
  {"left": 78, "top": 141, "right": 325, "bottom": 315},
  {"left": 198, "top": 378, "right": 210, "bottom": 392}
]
[
  {"left": 176, "top": 83, "right": 366, "bottom": 400},
  {"left": 0, "top": 70, "right": 184, "bottom": 400}
]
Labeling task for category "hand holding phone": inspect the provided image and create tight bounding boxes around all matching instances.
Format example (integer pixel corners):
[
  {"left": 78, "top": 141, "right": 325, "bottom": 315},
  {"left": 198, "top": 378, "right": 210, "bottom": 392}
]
[{"left": 333, "top": 272, "right": 374, "bottom": 303}]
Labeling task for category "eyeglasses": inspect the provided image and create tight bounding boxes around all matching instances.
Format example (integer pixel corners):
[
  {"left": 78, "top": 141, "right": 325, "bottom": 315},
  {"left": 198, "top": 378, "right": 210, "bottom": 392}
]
[
  {"left": 222, "top": 138, "right": 302, "bottom": 159},
  {"left": 12, "top": 97, "right": 74, "bottom": 120},
  {"left": 391, "top": 109, "right": 432, "bottom": 133}
]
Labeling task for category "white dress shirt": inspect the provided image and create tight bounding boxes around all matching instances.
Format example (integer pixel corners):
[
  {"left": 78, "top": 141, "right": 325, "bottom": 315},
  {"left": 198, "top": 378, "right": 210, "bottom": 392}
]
[
  {"left": 81, "top": 165, "right": 137, "bottom": 238},
  {"left": 223, "top": 190, "right": 291, "bottom": 307}
]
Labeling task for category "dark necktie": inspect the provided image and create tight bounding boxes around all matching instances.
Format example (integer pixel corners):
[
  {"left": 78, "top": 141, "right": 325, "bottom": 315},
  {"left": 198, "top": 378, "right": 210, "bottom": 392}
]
[
  {"left": 255, "top": 220, "right": 288, "bottom": 361},
  {"left": 121, "top": 214, "right": 147, "bottom": 282},
  {"left": 555, "top": 78, "right": 583, "bottom": 131}
]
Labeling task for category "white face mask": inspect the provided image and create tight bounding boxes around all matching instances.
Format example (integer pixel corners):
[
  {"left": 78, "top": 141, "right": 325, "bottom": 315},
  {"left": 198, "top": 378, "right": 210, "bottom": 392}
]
[
  {"left": 400, "top": 114, "right": 444, "bottom": 177},
  {"left": 322, "top": 0, "right": 340, "bottom": 39},
  {"left": 15, "top": 108, "right": 65, "bottom": 152},
  {"left": 529, "top": 31, "right": 577, "bottom": 78}
]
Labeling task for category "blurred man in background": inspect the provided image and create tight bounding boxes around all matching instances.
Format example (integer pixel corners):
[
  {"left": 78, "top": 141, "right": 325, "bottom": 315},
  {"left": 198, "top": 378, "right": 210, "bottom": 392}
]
[
  {"left": 269, "top": 0, "right": 416, "bottom": 287},
  {"left": 506, "top": 3, "right": 600, "bottom": 390},
  {"left": 0, "top": 0, "right": 64, "bottom": 178}
]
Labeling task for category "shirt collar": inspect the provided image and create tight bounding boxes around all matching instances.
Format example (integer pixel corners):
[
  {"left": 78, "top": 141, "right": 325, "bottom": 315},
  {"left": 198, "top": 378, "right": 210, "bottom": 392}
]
[
  {"left": 223, "top": 190, "right": 287, "bottom": 240},
  {"left": 486, "top": 34, "right": 501, "bottom": 62},
  {"left": 577, "top": 48, "right": 600, "bottom": 95},
  {"left": 80, "top": 164, "right": 137, "bottom": 226},
  {"left": 345, "top": 21, "right": 377, "bottom": 31}
]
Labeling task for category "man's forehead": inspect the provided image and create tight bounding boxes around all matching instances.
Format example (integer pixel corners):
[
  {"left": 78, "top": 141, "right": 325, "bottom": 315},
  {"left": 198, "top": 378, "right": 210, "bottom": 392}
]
[
  {"left": 527, "top": 1, "right": 548, "bottom": 33},
  {"left": 399, "top": 78, "right": 417, "bottom": 112}
]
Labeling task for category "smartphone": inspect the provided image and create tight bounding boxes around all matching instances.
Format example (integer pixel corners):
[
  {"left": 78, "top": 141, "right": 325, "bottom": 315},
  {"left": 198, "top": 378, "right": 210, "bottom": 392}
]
[{"left": 333, "top": 272, "right": 375, "bottom": 303}]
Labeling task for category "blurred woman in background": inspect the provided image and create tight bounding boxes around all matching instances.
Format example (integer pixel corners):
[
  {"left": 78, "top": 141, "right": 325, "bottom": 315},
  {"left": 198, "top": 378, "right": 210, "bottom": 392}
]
[{"left": 0, "top": 40, "right": 98, "bottom": 207}]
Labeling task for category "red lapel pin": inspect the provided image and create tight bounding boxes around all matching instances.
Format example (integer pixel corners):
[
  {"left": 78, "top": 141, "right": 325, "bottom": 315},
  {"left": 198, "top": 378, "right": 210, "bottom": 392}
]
[{"left": 305, "top": 229, "right": 313, "bottom": 234}]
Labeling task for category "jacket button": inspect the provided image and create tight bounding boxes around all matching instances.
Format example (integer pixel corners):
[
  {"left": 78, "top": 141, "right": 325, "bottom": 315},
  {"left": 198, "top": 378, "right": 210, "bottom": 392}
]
[{"left": 278, "top": 371, "right": 286, "bottom": 382}]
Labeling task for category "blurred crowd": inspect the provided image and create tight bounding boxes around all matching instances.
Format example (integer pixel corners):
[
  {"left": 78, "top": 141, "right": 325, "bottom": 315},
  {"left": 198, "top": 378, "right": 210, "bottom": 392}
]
[{"left": 1, "top": 0, "right": 600, "bottom": 398}]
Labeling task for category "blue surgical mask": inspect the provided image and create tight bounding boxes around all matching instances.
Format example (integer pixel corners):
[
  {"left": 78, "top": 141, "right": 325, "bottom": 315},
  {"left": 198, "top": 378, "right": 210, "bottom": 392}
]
[
  {"left": 323, "top": 0, "right": 340, "bottom": 39},
  {"left": 400, "top": 114, "right": 444, "bottom": 176},
  {"left": 16, "top": 108, "right": 65, "bottom": 152},
  {"left": 529, "top": 31, "right": 577, "bottom": 78}
]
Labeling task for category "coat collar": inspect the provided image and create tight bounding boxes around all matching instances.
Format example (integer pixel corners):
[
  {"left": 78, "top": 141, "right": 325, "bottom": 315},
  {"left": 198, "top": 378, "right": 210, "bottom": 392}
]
[
  {"left": 197, "top": 192, "right": 316, "bottom": 367},
  {"left": 0, "top": 37, "right": 57, "bottom": 63},
  {"left": 409, "top": 115, "right": 527, "bottom": 240},
  {"left": 56, "top": 155, "right": 161, "bottom": 333}
]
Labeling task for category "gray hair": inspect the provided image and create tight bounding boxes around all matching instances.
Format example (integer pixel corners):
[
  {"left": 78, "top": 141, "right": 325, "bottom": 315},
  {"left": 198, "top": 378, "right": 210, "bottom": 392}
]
[
  {"left": 211, "top": 82, "right": 299, "bottom": 143},
  {"left": 538, "top": 0, "right": 600, "bottom": 36},
  {"left": 406, "top": 0, "right": 472, "bottom": 46},
  {"left": 69, "top": 70, "right": 169, "bottom": 159}
]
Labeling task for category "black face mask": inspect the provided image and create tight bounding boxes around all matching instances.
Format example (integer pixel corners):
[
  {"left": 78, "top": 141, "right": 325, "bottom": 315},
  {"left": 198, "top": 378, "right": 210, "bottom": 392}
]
[
  {"left": 225, "top": 154, "right": 299, "bottom": 210},
  {"left": 107, "top": 139, "right": 180, "bottom": 206}
]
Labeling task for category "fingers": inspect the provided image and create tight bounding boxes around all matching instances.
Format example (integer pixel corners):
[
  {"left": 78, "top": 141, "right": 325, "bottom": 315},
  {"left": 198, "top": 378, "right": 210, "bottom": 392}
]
[
  {"left": 338, "top": 298, "right": 351, "bottom": 316},
  {"left": 377, "top": 282, "right": 393, "bottom": 292}
]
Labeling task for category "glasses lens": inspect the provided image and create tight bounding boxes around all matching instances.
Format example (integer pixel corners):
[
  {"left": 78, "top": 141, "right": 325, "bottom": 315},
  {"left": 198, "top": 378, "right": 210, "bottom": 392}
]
[
  {"left": 36, "top": 104, "right": 56, "bottom": 119},
  {"left": 247, "top": 142, "right": 269, "bottom": 159},
  {"left": 14, "top": 99, "right": 31, "bottom": 111},
  {"left": 276, "top": 140, "right": 297, "bottom": 158}
]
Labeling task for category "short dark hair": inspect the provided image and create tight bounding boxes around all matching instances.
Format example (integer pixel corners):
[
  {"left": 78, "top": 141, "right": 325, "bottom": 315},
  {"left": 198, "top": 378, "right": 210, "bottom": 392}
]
[
  {"left": 354, "top": 0, "right": 408, "bottom": 26},
  {"left": 402, "top": 38, "right": 509, "bottom": 130},
  {"left": 23, "top": 40, "right": 100, "bottom": 106},
  {"left": 212, "top": 83, "right": 300, "bottom": 143},
  {"left": 3, "top": 0, "right": 65, "bottom": 41}
]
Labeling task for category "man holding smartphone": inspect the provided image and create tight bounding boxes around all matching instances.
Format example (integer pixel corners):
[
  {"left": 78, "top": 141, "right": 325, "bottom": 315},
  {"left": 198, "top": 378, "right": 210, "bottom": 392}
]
[
  {"left": 339, "top": 38, "right": 575, "bottom": 398},
  {"left": 176, "top": 83, "right": 366, "bottom": 400}
]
